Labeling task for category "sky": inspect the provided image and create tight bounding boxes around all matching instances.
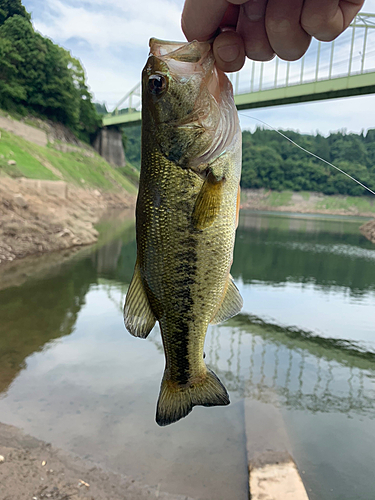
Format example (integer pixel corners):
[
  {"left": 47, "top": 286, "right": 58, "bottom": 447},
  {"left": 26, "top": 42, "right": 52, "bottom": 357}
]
[{"left": 22, "top": 0, "right": 375, "bottom": 136}]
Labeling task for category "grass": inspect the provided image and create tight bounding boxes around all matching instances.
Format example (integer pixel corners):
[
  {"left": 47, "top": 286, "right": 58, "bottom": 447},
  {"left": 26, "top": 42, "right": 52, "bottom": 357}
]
[
  {"left": 0, "top": 128, "right": 137, "bottom": 194},
  {"left": 316, "top": 195, "right": 375, "bottom": 213},
  {"left": 266, "top": 190, "right": 293, "bottom": 206},
  {"left": 0, "top": 130, "right": 58, "bottom": 180}
]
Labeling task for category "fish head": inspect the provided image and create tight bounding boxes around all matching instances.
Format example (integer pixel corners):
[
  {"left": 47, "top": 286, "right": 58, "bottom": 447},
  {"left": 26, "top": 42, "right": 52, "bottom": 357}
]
[{"left": 142, "top": 38, "right": 239, "bottom": 173}]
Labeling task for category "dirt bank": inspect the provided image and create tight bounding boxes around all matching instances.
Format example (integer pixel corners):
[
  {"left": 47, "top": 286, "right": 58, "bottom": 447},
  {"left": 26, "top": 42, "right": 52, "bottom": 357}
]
[
  {"left": 360, "top": 219, "right": 375, "bottom": 244},
  {"left": 0, "top": 421, "right": 193, "bottom": 500},
  {"left": 0, "top": 176, "right": 135, "bottom": 266}
]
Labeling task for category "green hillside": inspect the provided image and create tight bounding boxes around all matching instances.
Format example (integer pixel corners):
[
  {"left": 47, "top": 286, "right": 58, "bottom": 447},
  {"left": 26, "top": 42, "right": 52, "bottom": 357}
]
[{"left": 0, "top": 126, "right": 138, "bottom": 194}]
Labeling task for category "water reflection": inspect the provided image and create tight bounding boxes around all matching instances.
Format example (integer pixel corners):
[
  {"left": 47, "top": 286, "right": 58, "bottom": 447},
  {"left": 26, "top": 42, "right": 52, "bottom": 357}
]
[
  {"left": 0, "top": 258, "right": 95, "bottom": 395},
  {"left": 217, "top": 316, "right": 374, "bottom": 417},
  {"left": 0, "top": 214, "right": 136, "bottom": 397},
  {"left": 233, "top": 212, "right": 375, "bottom": 295},
  {"left": 146, "top": 310, "right": 375, "bottom": 421},
  {"left": 0, "top": 211, "right": 374, "bottom": 500}
]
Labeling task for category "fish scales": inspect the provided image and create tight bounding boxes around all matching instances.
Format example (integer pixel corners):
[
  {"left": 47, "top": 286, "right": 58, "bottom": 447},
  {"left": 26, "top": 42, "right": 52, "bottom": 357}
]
[{"left": 124, "top": 38, "right": 243, "bottom": 426}]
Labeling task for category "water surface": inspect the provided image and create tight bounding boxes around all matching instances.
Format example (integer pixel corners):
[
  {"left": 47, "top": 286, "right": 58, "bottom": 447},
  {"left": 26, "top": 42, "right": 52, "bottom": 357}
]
[{"left": 0, "top": 211, "right": 374, "bottom": 500}]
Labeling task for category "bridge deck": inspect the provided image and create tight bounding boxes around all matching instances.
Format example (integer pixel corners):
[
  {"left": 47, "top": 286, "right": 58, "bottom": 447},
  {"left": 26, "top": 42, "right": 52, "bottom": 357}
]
[{"left": 102, "top": 12, "right": 375, "bottom": 128}]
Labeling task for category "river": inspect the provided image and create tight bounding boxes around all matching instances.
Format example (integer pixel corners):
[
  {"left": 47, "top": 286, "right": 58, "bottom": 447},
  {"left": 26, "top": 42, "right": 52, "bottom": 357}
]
[{"left": 0, "top": 211, "right": 374, "bottom": 500}]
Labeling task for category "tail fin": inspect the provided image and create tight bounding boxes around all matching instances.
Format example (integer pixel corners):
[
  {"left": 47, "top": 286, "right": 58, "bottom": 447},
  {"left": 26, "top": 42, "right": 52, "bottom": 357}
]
[{"left": 156, "top": 368, "right": 230, "bottom": 426}]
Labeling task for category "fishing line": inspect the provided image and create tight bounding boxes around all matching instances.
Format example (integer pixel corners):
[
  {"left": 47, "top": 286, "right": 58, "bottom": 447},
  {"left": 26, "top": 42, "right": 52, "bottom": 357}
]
[{"left": 238, "top": 112, "right": 375, "bottom": 196}]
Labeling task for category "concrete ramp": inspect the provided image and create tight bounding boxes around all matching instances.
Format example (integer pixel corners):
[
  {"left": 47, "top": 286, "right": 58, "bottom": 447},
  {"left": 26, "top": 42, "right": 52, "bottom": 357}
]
[{"left": 245, "top": 398, "right": 309, "bottom": 500}]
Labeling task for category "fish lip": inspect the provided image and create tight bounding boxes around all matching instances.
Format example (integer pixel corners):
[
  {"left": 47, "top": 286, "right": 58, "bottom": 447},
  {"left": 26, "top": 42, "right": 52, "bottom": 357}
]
[{"left": 149, "top": 38, "right": 211, "bottom": 61}]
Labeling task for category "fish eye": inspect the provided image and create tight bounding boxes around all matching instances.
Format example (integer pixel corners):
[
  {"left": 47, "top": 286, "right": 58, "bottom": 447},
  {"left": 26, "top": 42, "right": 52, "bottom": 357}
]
[{"left": 148, "top": 74, "right": 167, "bottom": 95}]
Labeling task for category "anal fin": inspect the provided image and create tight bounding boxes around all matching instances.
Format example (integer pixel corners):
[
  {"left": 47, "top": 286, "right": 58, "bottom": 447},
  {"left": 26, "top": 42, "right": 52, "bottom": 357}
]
[
  {"left": 210, "top": 275, "right": 243, "bottom": 325},
  {"left": 124, "top": 262, "right": 156, "bottom": 338}
]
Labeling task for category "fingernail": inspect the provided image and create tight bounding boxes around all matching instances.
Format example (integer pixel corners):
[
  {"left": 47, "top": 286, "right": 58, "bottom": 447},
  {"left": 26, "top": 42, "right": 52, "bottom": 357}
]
[
  {"left": 244, "top": 1, "right": 265, "bottom": 22},
  {"left": 217, "top": 44, "right": 240, "bottom": 63},
  {"left": 267, "top": 18, "right": 291, "bottom": 34}
]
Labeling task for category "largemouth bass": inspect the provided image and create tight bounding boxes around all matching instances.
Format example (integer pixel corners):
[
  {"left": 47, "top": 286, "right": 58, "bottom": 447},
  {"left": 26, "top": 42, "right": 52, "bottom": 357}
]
[{"left": 124, "top": 38, "right": 242, "bottom": 426}]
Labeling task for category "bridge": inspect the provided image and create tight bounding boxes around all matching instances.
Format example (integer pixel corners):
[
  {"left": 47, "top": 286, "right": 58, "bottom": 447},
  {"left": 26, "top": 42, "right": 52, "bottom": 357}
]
[{"left": 102, "top": 12, "right": 375, "bottom": 128}]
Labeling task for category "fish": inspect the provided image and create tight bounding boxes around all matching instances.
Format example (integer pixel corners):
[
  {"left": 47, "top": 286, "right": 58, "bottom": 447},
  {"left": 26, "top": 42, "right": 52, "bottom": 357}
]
[{"left": 124, "top": 38, "right": 242, "bottom": 426}]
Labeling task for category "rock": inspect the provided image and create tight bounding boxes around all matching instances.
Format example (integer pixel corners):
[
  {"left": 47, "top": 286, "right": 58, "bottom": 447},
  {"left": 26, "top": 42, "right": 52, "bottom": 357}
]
[
  {"left": 360, "top": 219, "right": 375, "bottom": 244},
  {"left": 7, "top": 159, "right": 16, "bottom": 166},
  {"left": 13, "top": 194, "right": 28, "bottom": 208},
  {"left": 0, "top": 455, "right": 4, "bottom": 463},
  {"left": 93, "top": 189, "right": 101, "bottom": 197},
  {"left": 56, "top": 228, "right": 74, "bottom": 238}
]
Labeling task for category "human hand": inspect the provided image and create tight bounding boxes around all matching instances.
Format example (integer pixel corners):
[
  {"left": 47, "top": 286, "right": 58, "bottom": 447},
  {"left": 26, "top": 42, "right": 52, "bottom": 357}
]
[{"left": 181, "top": 0, "right": 364, "bottom": 72}]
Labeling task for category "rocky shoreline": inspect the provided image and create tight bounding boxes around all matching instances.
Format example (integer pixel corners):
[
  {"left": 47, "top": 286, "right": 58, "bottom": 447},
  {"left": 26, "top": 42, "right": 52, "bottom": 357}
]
[
  {"left": 360, "top": 219, "right": 375, "bottom": 244},
  {"left": 0, "top": 421, "right": 192, "bottom": 500},
  {"left": 0, "top": 177, "right": 136, "bottom": 267}
]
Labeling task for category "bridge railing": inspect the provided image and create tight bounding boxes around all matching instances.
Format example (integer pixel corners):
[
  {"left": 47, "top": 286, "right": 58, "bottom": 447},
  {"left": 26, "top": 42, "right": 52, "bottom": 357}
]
[
  {"left": 102, "top": 12, "right": 375, "bottom": 126},
  {"left": 230, "top": 12, "right": 375, "bottom": 94}
]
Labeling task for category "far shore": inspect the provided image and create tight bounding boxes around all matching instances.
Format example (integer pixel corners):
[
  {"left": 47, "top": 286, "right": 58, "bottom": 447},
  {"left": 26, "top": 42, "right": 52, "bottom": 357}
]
[{"left": 241, "top": 189, "right": 375, "bottom": 244}]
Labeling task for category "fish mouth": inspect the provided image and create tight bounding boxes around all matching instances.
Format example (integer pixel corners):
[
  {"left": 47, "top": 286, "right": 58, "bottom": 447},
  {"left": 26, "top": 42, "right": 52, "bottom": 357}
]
[
  {"left": 148, "top": 38, "right": 214, "bottom": 90},
  {"left": 149, "top": 38, "right": 211, "bottom": 64}
]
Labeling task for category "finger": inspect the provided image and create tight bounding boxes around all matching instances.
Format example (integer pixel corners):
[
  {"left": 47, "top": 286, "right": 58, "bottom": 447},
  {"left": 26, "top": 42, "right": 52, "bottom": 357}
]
[
  {"left": 236, "top": 0, "right": 275, "bottom": 61},
  {"left": 301, "top": 0, "right": 364, "bottom": 41},
  {"left": 220, "top": 2, "right": 241, "bottom": 28},
  {"left": 213, "top": 30, "right": 246, "bottom": 72},
  {"left": 181, "top": 0, "right": 228, "bottom": 42},
  {"left": 265, "top": 0, "right": 311, "bottom": 60}
]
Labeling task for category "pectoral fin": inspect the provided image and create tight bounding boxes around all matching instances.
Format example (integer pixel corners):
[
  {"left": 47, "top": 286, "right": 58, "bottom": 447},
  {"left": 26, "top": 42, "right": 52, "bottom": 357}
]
[
  {"left": 124, "top": 262, "right": 156, "bottom": 338},
  {"left": 192, "top": 171, "right": 224, "bottom": 230},
  {"left": 210, "top": 275, "right": 243, "bottom": 325}
]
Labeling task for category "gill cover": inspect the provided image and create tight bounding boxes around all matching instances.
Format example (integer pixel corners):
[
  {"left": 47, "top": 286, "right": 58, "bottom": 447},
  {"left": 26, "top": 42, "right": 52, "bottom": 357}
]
[{"left": 142, "top": 38, "right": 240, "bottom": 173}]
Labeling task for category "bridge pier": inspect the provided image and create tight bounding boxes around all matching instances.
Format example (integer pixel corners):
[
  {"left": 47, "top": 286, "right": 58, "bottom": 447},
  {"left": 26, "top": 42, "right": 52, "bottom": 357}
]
[{"left": 93, "top": 127, "right": 126, "bottom": 167}]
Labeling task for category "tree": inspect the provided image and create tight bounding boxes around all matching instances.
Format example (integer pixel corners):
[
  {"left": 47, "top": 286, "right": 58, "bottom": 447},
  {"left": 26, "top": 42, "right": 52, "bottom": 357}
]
[
  {"left": 94, "top": 103, "right": 108, "bottom": 115},
  {"left": 0, "top": 34, "right": 26, "bottom": 108},
  {"left": 0, "top": 0, "right": 30, "bottom": 25},
  {"left": 68, "top": 56, "right": 102, "bottom": 141},
  {"left": 238, "top": 128, "right": 375, "bottom": 197},
  {"left": 0, "top": 2, "right": 101, "bottom": 142}
]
